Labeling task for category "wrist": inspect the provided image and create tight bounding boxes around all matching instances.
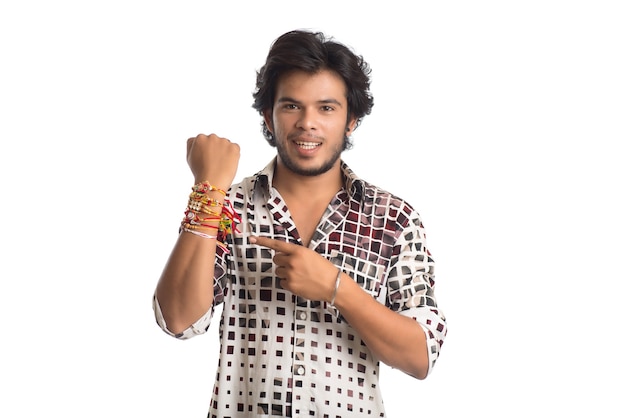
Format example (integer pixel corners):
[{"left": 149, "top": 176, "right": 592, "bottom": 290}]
[{"left": 329, "top": 269, "right": 342, "bottom": 306}]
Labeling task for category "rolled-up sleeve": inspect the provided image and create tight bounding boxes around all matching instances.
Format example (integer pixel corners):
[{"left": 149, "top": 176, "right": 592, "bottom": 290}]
[
  {"left": 152, "top": 244, "right": 229, "bottom": 340},
  {"left": 387, "top": 213, "right": 447, "bottom": 375}
]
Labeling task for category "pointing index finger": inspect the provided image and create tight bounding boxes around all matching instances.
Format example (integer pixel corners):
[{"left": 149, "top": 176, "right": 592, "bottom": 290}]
[{"left": 249, "top": 236, "right": 294, "bottom": 253}]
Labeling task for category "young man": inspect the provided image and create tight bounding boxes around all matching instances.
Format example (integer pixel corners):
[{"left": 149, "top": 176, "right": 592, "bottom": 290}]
[{"left": 154, "top": 30, "right": 447, "bottom": 417}]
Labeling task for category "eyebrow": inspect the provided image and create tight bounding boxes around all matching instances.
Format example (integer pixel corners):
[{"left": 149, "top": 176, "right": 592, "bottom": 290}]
[{"left": 276, "top": 97, "right": 344, "bottom": 107}]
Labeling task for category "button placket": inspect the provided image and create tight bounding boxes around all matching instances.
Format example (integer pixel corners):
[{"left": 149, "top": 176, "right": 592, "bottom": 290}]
[{"left": 292, "top": 306, "right": 309, "bottom": 415}]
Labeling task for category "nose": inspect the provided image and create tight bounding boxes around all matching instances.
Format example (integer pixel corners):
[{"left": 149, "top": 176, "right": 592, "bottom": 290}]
[{"left": 296, "top": 108, "right": 317, "bottom": 130}]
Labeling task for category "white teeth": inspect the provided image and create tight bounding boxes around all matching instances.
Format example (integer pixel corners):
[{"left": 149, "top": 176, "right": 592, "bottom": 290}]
[{"left": 296, "top": 141, "right": 320, "bottom": 150}]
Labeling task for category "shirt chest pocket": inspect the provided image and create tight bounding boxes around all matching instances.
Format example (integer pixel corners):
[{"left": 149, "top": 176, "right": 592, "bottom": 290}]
[{"left": 329, "top": 250, "right": 388, "bottom": 302}]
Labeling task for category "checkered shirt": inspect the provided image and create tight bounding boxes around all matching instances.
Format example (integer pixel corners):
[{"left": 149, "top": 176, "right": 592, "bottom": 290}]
[{"left": 154, "top": 159, "right": 447, "bottom": 417}]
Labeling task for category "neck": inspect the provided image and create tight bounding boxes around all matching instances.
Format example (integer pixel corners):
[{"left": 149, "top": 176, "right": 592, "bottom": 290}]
[{"left": 272, "top": 159, "right": 343, "bottom": 199}]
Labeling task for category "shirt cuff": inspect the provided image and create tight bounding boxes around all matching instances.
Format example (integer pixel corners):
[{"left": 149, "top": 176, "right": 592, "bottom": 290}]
[{"left": 152, "top": 294, "right": 215, "bottom": 340}]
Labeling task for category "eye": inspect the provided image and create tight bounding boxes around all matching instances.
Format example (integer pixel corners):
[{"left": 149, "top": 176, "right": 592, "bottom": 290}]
[
  {"left": 321, "top": 105, "right": 334, "bottom": 112},
  {"left": 283, "top": 103, "right": 299, "bottom": 110}
]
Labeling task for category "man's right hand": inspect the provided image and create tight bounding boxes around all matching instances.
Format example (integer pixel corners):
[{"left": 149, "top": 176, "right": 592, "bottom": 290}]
[{"left": 186, "top": 133, "right": 240, "bottom": 190}]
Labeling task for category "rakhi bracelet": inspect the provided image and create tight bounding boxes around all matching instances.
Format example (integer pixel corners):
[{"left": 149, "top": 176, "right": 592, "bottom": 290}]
[
  {"left": 183, "top": 209, "right": 221, "bottom": 224},
  {"left": 180, "top": 181, "right": 240, "bottom": 254},
  {"left": 198, "top": 207, "right": 222, "bottom": 217},
  {"left": 195, "top": 214, "right": 222, "bottom": 223},
  {"left": 182, "top": 227, "right": 217, "bottom": 240},
  {"left": 188, "top": 199, "right": 223, "bottom": 214},
  {"left": 182, "top": 221, "right": 219, "bottom": 230},
  {"left": 192, "top": 181, "right": 227, "bottom": 196},
  {"left": 189, "top": 193, "right": 224, "bottom": 207},
  {"left": 182, "top": 210, "right": 232, "bottom": 233},
  {"left": 187, "top": 203, "right": 222, "bottom": 216},
  {"left": 220, "top": 199, "right": 239, "bottom": 223},
  {"left": 216, "top": 199, "right": 241, "bottom": 234},
  {"left": 182, "top": 227, "right": 229, "bottom": 252},
  {"left": 181, "top": 223, "right": 218, "bottom": 232}
]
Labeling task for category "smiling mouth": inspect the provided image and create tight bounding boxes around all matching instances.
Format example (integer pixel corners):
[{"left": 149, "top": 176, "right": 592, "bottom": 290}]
[{"left": 295, "top": 141, "right": 321, "bottom": 150}]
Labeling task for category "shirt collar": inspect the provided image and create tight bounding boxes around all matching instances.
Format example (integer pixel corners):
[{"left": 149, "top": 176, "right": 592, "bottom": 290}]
[{"left": 252, "top": 158, "right": 365, "bottom": 201}]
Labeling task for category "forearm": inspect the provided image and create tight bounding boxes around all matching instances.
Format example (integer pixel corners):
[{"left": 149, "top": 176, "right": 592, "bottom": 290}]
[
  {"left": 155, "top": 133, "right": 240, "bottom": 335},
  {"left": 333, "top": 273, "right": 430, "bottom": 379},
  {"left": 155, "top": 231, "right": 218, "bottom": 334}
]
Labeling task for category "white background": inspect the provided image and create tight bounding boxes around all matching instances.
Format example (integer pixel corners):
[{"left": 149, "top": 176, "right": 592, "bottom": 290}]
[{"left": 1, "top": 1, "right": 625, "bottom": 417}]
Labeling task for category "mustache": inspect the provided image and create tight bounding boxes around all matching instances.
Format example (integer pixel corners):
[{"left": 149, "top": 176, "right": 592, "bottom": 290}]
[{"left": 287, "top": 132, "right": 324, "bottom": 142}]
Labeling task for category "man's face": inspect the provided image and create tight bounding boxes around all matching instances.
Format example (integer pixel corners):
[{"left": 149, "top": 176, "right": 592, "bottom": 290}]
[{"left": 264, "top": 69, "right": 356, "bottom": 177}]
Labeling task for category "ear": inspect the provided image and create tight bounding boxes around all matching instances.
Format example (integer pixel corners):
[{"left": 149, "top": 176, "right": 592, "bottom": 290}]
[
  {"left": 346, "top": 116, "right": 357, "bottom": 135},
  {"left": 263, "top": 109, "right": 274, "bottom": 134}
]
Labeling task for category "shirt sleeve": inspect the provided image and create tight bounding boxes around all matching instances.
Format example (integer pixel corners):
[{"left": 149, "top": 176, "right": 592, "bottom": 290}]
[
  {"left": 152, "top": 243, "right": 229, "bottom": 340},
  {"left": 387, "top": 211, "right": 447, "bottom": 376}
]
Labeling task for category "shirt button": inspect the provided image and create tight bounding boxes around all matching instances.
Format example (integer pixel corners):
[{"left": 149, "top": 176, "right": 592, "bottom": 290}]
[
  {"left": 299, "top": 311, "right": 307, "bottom": 320},
  {"left": 296, "top": 366, "right": 305, "bottom": 375}
]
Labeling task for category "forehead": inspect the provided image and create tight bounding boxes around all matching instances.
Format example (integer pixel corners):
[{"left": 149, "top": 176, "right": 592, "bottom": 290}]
[{"left": 275, "top": 69, "right": 348, "bottom": 102}]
